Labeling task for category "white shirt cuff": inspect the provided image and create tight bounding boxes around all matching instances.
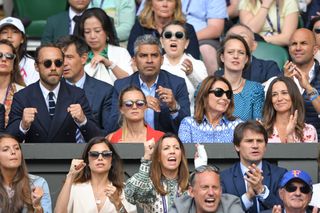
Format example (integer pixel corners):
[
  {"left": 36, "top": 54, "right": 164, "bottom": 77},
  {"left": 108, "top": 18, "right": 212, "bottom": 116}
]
[
  {"left": 257, "top": 185, "right": 270, "bottom": 200},
  {"left": 19, "top": 121, "right": 29, "bottom": 134},
  {"left": 241, "top": 193, "right": 254, "bottom": 210}
]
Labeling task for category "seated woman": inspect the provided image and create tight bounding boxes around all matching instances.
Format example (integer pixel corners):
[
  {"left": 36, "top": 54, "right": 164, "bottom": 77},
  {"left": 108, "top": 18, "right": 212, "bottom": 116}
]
[
  {"left": 160, "top": 21, "right": 207, "bottom": 115},
  {"left": 0, "top": 39, "right": 25, "bottom": 127},
  {"left": 179, "top": 76, "right": 242, "bottom": 143},
  {"left": 239, "top": 0, "right": 299, "bottom": 46},
  {"left": 54, "top": 137, "right": 137, "bottom": 213},
  {"left": 125, "top": 133, "right": 189, "bottom": 212},
  {"left": 79, "top": 8, "right": 133, "bottom": 85},
  {"left": 0, "top": 17, "right": 39, "bottom": 85},
  {"left": 107, "top": 85, "right": 164, "bottom": 143},
  {"left": 263, "top": 76, "right": 317, "bottom": 143},
  {"left": 0, "top": 134, "right": 52, "bottom": 212},
  {"left": 217, "top": 34, "right": 264, "bottom": 121},
  {"left": 127, "top": 0, "right": 200, "bottom": 59}
]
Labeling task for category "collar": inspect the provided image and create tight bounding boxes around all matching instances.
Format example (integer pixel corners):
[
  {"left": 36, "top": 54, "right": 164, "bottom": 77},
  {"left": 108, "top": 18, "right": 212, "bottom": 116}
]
[
  {"left": 69, "top": 6, "right": 83, "bottom": 21},
  {"left": 39, "top": 81, "right": 60, "bottom": 100},
  {"left": 87, "top": 46, "right": 108, "bottom": 63},
  {"left": 163, "top": 53, "right": 189, "bottom": 66},
  {"left": 65, "top": 74, "right": 86, "bottom": 89},
  {"left": 202, "top": 115, "right": 228, "bottom": 125},
  {"left": 240, "top": 161, "right": 263, "bottom": 176},
  {"left": 138, "top": 74, "right": 159, "bottom": 88}
]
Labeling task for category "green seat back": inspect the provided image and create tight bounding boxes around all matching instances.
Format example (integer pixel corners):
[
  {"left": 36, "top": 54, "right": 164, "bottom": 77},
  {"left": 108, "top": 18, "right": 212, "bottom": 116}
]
[
  {"left": 13, "top": 0, "right": 67, "bottom": 38},
  {"left": 252, "top": 41, "right": 289, "bottom": 70}
]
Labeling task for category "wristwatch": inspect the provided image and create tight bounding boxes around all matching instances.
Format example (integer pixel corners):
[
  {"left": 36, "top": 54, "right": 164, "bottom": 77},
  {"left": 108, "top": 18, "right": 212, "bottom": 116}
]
[
  {"left": 307, "top": 88, "right": 319, "bottom": 101},
  {"left": 169, "top": 102, "right": 180, "bottom": 113}
]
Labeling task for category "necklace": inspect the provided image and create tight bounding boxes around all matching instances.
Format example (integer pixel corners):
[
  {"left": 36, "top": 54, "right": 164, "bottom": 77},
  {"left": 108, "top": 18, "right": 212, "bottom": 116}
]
[
  {"left": 95, "top": 199, "right": 101, "bottom": 205},
  {"left": 232, "top": 78, "right": 243, "bottom": 91}
]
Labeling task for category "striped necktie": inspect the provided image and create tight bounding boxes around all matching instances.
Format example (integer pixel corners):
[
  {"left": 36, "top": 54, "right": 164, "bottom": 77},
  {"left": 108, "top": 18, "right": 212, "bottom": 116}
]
[{"left": 48, "top": 92, "right": 55, "bottom": 117}]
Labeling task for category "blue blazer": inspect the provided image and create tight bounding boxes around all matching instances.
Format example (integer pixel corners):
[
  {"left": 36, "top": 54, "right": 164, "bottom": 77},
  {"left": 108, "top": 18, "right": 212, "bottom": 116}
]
[
  {"left": 220, "top": 161, "right": 287, "bottom": 213},
  {"left": 41, "top": 11, "right": 69, "bottom": 44},
  {"left": 109, "top": 70, "right": 190, "bottom": 133},
  {"left": 83, "top": 74, "right": 113, "bottom": 135},
  {"left": 6, "top": 80, "right": 101, "bottom": 143}
]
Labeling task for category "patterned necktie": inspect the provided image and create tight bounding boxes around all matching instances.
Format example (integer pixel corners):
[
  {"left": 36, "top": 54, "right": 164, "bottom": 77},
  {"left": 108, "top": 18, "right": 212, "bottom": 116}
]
[
  {"left": 76, "top": 129, "right": 85, "bottom": 143},
  {"left": 48, "top": 92, "right": 55, "bottom": 117}
]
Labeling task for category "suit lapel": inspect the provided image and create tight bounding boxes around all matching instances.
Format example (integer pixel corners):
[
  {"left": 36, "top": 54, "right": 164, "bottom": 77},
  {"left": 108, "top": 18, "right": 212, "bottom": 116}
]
[
  {"left": 262, "top": 161, "right": 271, "bottom": 188},
  {"left": 233, "top": 163, "right": 247, "bottom": 196},
  {"left": 83, "top": 75, "right": 95, "bottom": 109}
]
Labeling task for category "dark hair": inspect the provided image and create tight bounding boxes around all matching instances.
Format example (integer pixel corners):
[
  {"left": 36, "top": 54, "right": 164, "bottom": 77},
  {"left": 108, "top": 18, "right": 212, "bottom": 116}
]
[
  {"left": 217, "top": 34, "right": 251, "bottom": 70},
  {"left": 162, "top": 20, "right": 190, "bottom": 40},
  {"left": 79, "top": 8, "right": 118, "bottom": 46},
  {"left": 34, "top": 43, "right": 64, "bottom": 64},
  {"left": 189, "top": 165, "right": 220, "bottom": 187},
  {"left": 74, "top": 137, "right": 124, "bottom": 193},
  {"left": 56, "top": 35, "right": 90, "bottom": 56},
  {"left": 118, "top": 85, "right": 147, "bottom": 107},
  {"left": 194, "top": 76, "right": 235, "bottom": 123},
  {"left": 263, "top": 76, "right": 305, "bottom": 141},
  {"left": 226, "top": 23, "right": 255, "bottom": 41},
  {"left": 150, "top": 132, "right": 189, "bottom": 195},
  {"left": 0, "top": 134, "right": 33, "bottom": 212},
  {"left": 0, "top": 39, "right": 25, "bottom": 86},
  {"left": 233, "top": 120, "right": 268, "bottom": 147},
  {"left": 309, "top": 16, "right": 320, "bottom": 31}
]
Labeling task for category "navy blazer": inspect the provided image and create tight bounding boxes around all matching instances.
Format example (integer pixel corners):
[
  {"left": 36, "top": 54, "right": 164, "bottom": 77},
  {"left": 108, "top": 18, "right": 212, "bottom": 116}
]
[
  {"left": 220, "top": 161, "right": 287, "bottom": 213},
  {"left": 83, "top": 74, "right": 113, "bottom": 135},
  {"left": 0, "top": 104, "right": 4, "bottom": 132},
  {"left": 6, "top": 80, "right": 101, "bottom": 143},
  {"left": 109, "top": 70, "right": 190, "bottom": 133},
  {"left": 41, "top": 11, "right": 69, "bottom": 44},
  {"left": 216, "top": 56, "right": 282, "bottom": 83}
]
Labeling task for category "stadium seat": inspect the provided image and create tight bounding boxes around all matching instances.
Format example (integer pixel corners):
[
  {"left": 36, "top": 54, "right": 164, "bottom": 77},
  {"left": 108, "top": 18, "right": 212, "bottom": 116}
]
[
  {"left": 13, "top": 0, "right": 67, "bottom": 38},
  {"left": 252, "top": 41, "right": 289, "bottom": 70}
]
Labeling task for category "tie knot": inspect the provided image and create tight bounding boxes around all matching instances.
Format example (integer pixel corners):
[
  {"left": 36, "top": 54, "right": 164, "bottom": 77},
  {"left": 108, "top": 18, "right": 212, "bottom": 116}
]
[
  {"left": 49, "top": 92, "right": 54, "bottom": 99},
  {"left": 73, "top": 15, "right": 81, "bottom": 22}
]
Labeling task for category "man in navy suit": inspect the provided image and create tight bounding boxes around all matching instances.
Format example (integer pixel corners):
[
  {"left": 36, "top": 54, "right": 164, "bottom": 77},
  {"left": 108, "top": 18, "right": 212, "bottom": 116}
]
[
  {"left": 216, "top": 24, "right": 281, "bottom": 83},
  {"left": 6, "top": 43, "right": 100, "bottom": 143},
  {"left": 110, "top": 34, "right": 190, "bottom": 133},
  {"left": 56, "top": 35, "right": 113, "bottom": 134},
  {"left": 221, "top": 120, "right": 287, "bottom": 213},
  {"left": 41, "top": 0, "right": 90, "bottom": 44}
]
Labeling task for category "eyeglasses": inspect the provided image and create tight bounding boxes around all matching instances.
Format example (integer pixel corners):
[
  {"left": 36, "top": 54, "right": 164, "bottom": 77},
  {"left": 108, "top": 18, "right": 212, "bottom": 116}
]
[
  {"left": 314, "top": 28, "right": 320, "bottom": 34},
  {"left": 123, "top": 100, "right": 146, "bottom": 108},
  {"left": 38, "top": 59, "right": 63, "bottom": 68},
  {"left": 208, "top": 88, "right": 232, "bottom": 99},
  {"left": 0, "top": 52, "right": 16, "bottom": 60},
  {"left": 189, "top": 165, "right": 220, "bottom": 185},
  {"left": 284, "top": 183, "right": 311, "bottom": 194},
  {"left": 88, "top": 151, "right": 113, "bottom": 159},
  {"left": 163, "top": 31, "right": 185, "bottom": 40}
]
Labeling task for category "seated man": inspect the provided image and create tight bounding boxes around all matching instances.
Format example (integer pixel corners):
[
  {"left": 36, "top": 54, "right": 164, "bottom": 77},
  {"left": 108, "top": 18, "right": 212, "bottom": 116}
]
[
  {"left": 110, "top": 34, "right": 190, "bottom": 133},
  {"left": 221, "top": 120, "right": 287, "bottom": 213},
  {"left": 261, "top": 170, "right": 316, "bottom": 213},
  {"left": 170, "top": 165, "right": 244, "bottom": 213},
  {"left": 6, "top": 43, "right": 100, "bottom": 143}
]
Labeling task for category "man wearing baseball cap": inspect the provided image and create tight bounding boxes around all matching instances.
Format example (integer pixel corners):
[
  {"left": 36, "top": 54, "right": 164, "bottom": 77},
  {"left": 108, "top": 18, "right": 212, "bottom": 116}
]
[{"left": 261, "top": 170, "right": 316, "bottom": 213}]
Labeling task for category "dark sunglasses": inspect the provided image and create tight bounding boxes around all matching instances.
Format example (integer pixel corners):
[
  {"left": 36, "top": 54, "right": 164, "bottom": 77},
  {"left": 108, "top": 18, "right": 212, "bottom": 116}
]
[
  {"left": 284, "top": 183, "right": 311, "bottom": 194},
  {"left": 0, "top": 52, "right": 15, "bottom": 60},
  {"left": 39, "top": 59, "right": 63, "bottom": 68},
  {"left": 88, "top": 151, "right": 113, "bottom": 159},
  {"left": 123, "top": 100, "right": 146, "bottom": 108},
  {"left": 314, "top": 28, "right": 320, "bottom": 34},
  {"left": 163, "top": 31, "right": 185, "bottom": 39},
  {"left": 208, "top": 88, "right": 232, "bottom": 99}
]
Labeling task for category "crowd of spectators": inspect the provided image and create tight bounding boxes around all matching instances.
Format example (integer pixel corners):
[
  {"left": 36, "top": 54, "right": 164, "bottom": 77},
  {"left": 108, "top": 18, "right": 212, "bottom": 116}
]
[{"left": 0, "top": 0, "right": 319, "bottom": 212}]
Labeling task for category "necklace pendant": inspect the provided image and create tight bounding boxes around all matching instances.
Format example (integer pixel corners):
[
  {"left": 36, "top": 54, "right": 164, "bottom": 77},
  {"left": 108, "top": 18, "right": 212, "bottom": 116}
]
[{"left": 96, "top": 199, "right": 101, "bottom": 205}]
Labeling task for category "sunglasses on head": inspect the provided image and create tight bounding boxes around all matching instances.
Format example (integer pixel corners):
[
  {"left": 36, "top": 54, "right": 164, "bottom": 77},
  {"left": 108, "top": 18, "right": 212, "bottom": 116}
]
[
  {"left": 123, "top": 100, "right": 146, "bottom": 108},
  {"left": 208, "top": 88, "right": 232, "bottom": 99},
  {"left": 88, "top": 150, "right": 112, "bottom": 159},
  {"left": 314, "top": 28, "right": 320, "bottom": 34},
  {"left": 0, "top": 52, "right": 15, "bottom": 60},
  {"left": 284, "top": 183, "right": 311, "bottom": 194},
  {"left": 39, "top": 59, "right": 63, "bottom": 68},
  {"left": 163, "top": 31, "right": 185, "bottom": 40}
]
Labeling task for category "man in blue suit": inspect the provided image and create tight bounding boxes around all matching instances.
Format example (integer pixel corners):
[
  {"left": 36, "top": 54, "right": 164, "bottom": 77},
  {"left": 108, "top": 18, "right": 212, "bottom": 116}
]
[
  {"left": 216, "top": 24, "right": 281, "bottom": 83},
  {"left": 6, "top": 43, "right": 100, "bottom": 143},
  {"left": 221, "top": 120, "right": 287, "bottom": 213},
  {"left": 110, "top": 34, "right": 190, "bottom": 133},
  {"left": 41, "top": 0, "right": 90, "bottom": 44},
  {"left": 56, "top": 35, "right": 113, "bottom": 134}
]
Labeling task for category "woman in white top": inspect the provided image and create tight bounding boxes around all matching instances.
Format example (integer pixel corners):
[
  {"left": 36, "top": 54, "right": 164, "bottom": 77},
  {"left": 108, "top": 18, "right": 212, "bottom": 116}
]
[
  {"left": 79, "top": 8, "right": 133, "bottom": 86},
  {"left": 55, "top": 137, "right": 136, "bottom": 213},
  {"left": 160, "top": 21, "right": 207, "bottom": 115},
  {"left": 0, "top": 17, "right": 39, "bottom": 85}
]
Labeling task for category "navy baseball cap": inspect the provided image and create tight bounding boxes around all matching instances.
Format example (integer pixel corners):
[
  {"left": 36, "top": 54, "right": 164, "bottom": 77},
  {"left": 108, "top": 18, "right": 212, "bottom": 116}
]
[{"left": 280, "top": 170, "right": 313, "bottom": 188}]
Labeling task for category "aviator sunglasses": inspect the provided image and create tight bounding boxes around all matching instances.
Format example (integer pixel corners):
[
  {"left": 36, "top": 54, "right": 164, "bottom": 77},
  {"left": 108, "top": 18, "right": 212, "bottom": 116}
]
[
  {"left": 38, "top": 59, "right": 63, "bottom": 68},
  {"left": 123, "top": 100, "right": 146, "bottom": 108},
  {"left": 163, "top": 31, "right": 185, "bottom": 39},
  {"left": 284, "top": 183, "right": 311, "bottom": 194},
  {"left": 208, "top": 88, "right": 232, "bottom": 99},
  {"left": 88, "top": 151, "right": 113, "bottom": 159},
  {"left": 0, "top": 52, "right": 15, "bottom": 60},
  {"left": 314, "top": 28, "right": 320, "bottom": 34}
]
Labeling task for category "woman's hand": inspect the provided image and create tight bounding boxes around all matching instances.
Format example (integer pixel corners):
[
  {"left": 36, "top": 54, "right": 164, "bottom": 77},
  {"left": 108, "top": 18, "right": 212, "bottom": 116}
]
[
  {"left": 144, "top": 138, "right": 155, "bottom": 160},
  {"left": 105, "top": 184, "right": 122, "bottom": 210},
  {"left": 67, "top": 159, "right": 86, "bottom": 179},
  {"left": 194, "top": 144, "right": 208, "bottom": 168},
  {"left": 32, "top": 187, "right": 43, "bottom": 211},
  {"left": 90, "top": 54, "right": 112, "bottom": 68},
  {"left": 285, "top": 110, "right": 298, "bottom": 142},
  {"left": 181, "top": 58, "right": 193, "bottom": 75}
]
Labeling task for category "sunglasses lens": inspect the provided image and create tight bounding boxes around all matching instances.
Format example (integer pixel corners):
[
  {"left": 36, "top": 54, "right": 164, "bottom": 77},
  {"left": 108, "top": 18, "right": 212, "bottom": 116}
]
[
  {"left": 226, "top": 91, "right": 232, "bottom": 99},
  {"left": 314, "top": 28, "right": 320, "bottom": 34},
  {"left": 101, "top": 151, "right": 112, "bottom": 158},
  {"left": 164, "top": 31, "right": 172, "bottom": 39},
  {"left": 285, "top": 185, "right": 297, "bottom": 192},
  {"left": 43, "top": 60, "right": 53, "bottom": 68},
  {"left": 285, "top": 184, "right": 310, "bottom": 194},
  {"left": 4, "top": 53, "right": 15, "bottom": 60},
  {"left": 54, "top": 59, "right": 63, "bottom": 68},
  {"left": 124, "top": 101, "right": 134, "bottom": 108},
  {"left": 89, "top": 151, "right": 100, "bottom": 158},
  {"left": 300, "top": 185, "right": 311, "bottom": 194},
  {"left": 213, "top": 88, "right": 224, "bottom": 97},
  {"left": 136, "top": 100, "right": 145, "bottom": 108},
  {"left": 175, "top": 31, "right": 184, "bottom": 39}
]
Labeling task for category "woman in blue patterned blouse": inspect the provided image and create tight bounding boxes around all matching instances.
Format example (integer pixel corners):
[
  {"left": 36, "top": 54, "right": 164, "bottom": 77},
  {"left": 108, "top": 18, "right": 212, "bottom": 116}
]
[
  {"left": 217, "top": 34, "right": 264, "bottom": 121},
  {"left": 179, "top": 76, "right": 242, "bottom": 143}
]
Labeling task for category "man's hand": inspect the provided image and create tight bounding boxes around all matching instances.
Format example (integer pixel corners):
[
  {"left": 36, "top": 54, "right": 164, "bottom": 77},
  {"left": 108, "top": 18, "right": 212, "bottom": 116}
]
[
  {"left": 67, "top": 104, "right": 86, "bottom": 123},
  {"left": 156, "top": 86, "right": 177, "bottom": 110},
  {"left": 146, "top": 96, "right": 161, "bottom": 112},
  {"left": 244, "top": 164, "right": 265, "bottom": 196},
  {"left": 21, "top": 108, "right": 37, "bottom": 130}
]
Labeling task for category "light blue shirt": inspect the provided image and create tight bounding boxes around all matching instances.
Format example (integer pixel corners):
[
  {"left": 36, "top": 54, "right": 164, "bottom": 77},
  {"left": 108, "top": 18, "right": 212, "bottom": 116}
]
[
  {"left": 182, "top": 0, "right": 228, "bottom": 32},
  {"left": 65, "top": 74, "right": 86, "bottom": 89},
  {"left": 29, "top": 174, "right": 52, "bottom": 213}
]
